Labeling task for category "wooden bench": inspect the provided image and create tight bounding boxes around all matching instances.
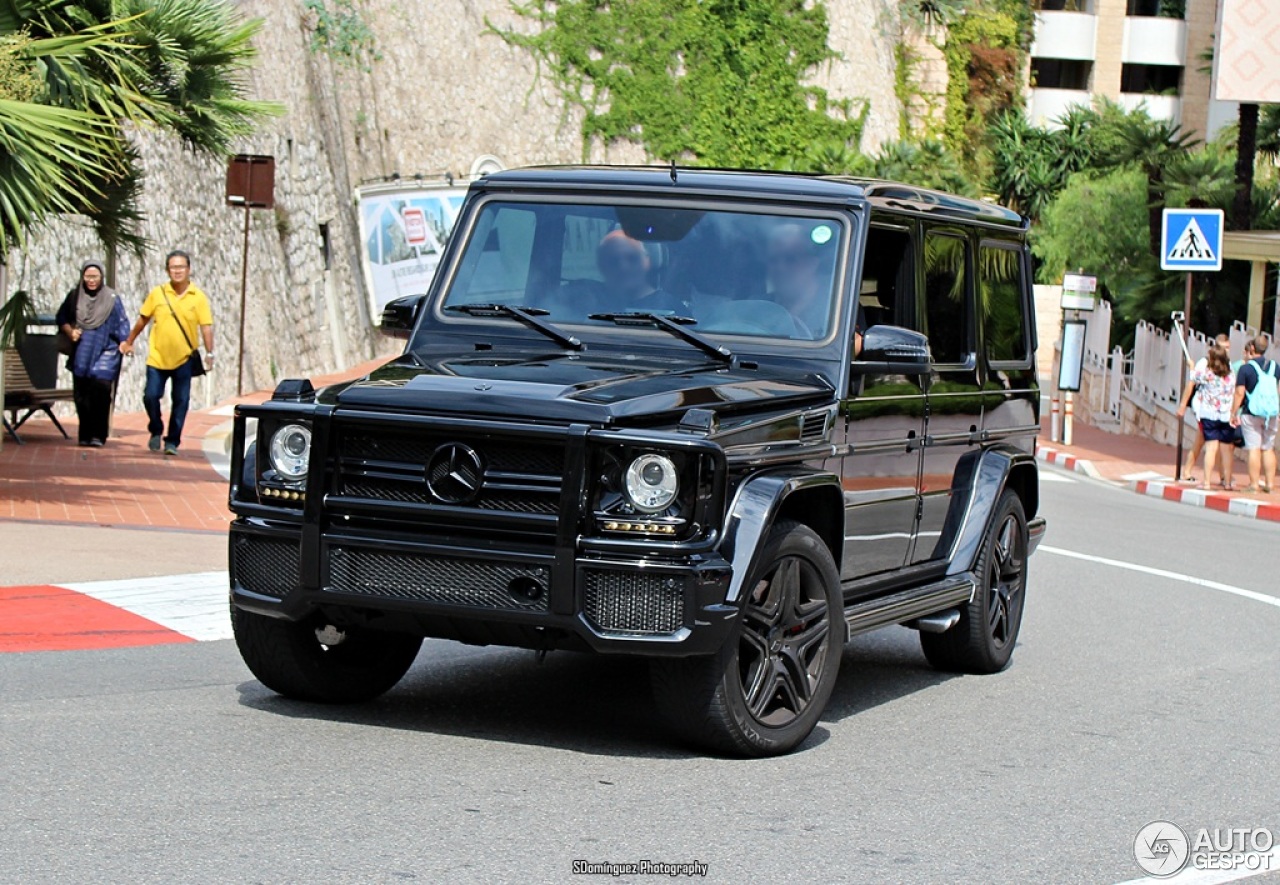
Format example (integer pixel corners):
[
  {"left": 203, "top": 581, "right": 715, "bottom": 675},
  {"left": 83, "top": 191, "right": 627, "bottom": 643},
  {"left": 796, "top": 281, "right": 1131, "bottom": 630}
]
[{"left": 3, "top": 348, "right": 73, "bottom": 444}]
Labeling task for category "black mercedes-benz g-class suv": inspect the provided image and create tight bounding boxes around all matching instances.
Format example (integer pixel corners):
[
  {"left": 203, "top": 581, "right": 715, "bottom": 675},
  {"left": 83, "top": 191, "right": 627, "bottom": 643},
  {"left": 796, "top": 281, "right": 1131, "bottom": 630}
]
[{"left": 228, "top": 167, "right": 1045, "bottom": 756}]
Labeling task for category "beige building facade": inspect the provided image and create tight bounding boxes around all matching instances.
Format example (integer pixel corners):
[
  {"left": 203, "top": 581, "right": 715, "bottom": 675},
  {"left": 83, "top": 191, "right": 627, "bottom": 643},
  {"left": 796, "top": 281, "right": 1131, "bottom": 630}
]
[{"left": 1027, "top": 0, "right": 1238, "bottom": 140}]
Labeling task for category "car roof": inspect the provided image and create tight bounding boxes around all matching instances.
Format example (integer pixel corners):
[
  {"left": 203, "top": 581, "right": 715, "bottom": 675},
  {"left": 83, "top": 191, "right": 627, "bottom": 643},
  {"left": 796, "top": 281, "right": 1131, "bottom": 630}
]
[{"left": 475, "top": 165, "right": 1027, "bottom": 230}]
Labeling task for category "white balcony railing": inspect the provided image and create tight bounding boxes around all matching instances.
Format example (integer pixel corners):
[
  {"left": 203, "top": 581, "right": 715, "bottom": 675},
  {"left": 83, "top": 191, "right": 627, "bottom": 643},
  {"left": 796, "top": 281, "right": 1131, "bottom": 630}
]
[
  {"left": 1031, "top": 11, "right": 1098, "bottom": 61},
  {"left": 1028, "top": 88, "right": 1093, "bottom": 128},
  {"left": 1122, "top": 16, "right": 1187, "bottom": 67},
  {"left": 1117, "top": 93, "right": 1181, "bottom": 125}
]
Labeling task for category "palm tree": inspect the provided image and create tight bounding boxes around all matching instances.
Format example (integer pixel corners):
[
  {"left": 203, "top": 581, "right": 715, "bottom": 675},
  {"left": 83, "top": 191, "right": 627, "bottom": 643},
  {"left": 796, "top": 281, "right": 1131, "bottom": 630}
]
[
  {"left": 1231, "top": 102, "right": 1258, "bottom": 231},
  {"left": 0, "top": 0, "right": 279, "bottom": 254},
  {"left": 1092, "top": 103, "right": 1198, "bottom": 257}
]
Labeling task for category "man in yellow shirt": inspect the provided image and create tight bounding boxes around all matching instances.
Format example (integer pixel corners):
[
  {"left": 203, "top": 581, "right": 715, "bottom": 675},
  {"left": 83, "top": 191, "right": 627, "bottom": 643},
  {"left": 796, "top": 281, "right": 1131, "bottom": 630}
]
[{"left": 120, "top": 250, "right": 214, "bottom": 455}]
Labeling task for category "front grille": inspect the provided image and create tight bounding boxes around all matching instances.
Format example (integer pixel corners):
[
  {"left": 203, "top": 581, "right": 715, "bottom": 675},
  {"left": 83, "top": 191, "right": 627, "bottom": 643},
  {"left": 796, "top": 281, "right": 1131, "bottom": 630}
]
[
  {"left": 329, "top": 546, "right": 551, "bottom": 612},
  {"left": 583, "top": 570, "right": 684, "bottom": 635},
  {"left": 233, "top": 536, "right": 300, "bottom": 599},
  {"left": 342, "top": 477, "right": 559, "bottom": 514},
  {"left": 335, "top": 428, "right": 564, "bottom": 519}
]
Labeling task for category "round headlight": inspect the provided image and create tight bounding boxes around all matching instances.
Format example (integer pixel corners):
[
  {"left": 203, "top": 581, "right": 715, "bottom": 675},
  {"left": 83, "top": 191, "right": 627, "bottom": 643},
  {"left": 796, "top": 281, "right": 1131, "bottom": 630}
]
[
  {"left": 268, "top": 423, "right": 312, "bottom": 481},
  {"left": 624, "top": 453, "right": 679, "bottom": 513}
]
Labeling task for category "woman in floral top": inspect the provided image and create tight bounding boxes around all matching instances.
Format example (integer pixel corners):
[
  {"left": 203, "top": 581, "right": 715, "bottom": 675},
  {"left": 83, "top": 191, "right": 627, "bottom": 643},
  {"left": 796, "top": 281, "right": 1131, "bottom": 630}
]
[{"left": 1181, "top": 344, "right": 1236, "bottom": 490}]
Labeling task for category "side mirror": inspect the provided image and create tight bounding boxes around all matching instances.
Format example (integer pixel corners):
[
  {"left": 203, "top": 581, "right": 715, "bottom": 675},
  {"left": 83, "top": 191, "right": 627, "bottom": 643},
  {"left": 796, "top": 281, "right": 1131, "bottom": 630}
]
[
  {"left": 851, "top": 324, "right": 931, "bottom": 376},
  {"left": 380, "top": 294, "right": 426, "bottom": 339}
]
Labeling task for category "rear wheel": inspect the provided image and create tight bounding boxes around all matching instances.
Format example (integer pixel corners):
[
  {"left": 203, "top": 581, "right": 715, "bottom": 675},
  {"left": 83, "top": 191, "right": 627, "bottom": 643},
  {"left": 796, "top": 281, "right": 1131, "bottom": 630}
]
[
  {"left": 652, "top": 520, "right": 842, "bottom": 757},
  {"left": 920, "top": 489, "right": 1027, "bottom": 674},
  {"left": 232, "top": 606, "right": 422, "bottom": 703}
]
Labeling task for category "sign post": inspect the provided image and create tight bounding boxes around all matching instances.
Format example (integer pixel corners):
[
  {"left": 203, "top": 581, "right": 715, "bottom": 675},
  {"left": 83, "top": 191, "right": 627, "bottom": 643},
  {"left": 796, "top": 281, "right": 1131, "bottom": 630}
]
[
  {"left": 1057, "top": 272, "right": 1096, "bottom": 446},
  {"left": 225, "top": 155, "right": 276, "bottom": 396},
  {"left": 1161, "top": 208, "right": 1224, "bottom": 481}
]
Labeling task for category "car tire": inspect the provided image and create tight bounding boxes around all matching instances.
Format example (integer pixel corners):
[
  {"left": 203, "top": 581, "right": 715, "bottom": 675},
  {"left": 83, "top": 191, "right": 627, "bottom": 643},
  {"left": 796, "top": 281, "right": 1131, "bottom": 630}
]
[
  {"left": 920, "top": 489, "right": 1028, "bottom": 674},
  {"left": 652, "top": 519, "right": 843, "bottom": 757},
  {"left": 232, "top": 605, "right": 422, "bottom": 703}
]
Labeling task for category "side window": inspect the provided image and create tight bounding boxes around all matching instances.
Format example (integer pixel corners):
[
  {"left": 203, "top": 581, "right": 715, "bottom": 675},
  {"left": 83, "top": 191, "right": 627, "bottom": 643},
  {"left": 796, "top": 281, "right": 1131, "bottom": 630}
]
[
  {"left": 979, "top": 242, "right": 1029, "bottom": 364},
  {"left": 860, "top": 226, "right": 914, "bottom": 331},
  {"left": 923, "top": 231, "right": 970, "bottom": 365}
]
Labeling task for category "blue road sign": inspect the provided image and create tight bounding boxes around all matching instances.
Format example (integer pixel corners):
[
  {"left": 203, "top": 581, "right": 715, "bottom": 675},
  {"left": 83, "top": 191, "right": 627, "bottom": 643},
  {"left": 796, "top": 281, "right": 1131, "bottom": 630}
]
[{"left": 1161, "top": 208, "right": 1224, "bottom": 272}]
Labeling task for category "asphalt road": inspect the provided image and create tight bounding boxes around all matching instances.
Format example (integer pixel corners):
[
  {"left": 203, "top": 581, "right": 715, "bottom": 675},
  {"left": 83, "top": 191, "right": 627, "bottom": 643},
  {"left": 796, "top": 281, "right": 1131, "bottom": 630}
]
[{"left": 2, "top": 469, "right": 1278, "bottom": 884}]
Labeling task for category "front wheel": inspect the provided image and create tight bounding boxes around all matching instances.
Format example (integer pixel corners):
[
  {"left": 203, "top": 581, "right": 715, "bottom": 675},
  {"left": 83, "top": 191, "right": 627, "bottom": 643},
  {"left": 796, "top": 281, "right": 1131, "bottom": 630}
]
[
  {"left": 232, "top": 606, "right": 422, "bottom": 703},
  {"left": 920, "top": 489, "right": 1028, "bottom": 674},
  {"left": 652, "top": 520, "right": 843, "bottom": 757}
]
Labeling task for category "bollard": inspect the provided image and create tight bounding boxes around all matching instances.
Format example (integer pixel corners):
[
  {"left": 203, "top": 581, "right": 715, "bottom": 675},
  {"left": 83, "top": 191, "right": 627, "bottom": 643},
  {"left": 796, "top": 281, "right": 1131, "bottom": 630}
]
[
  {"left": 1063, "top": 392, "right": 1074, "bottom": 446},
  {"left": 1050, "top": 395, "right": 1061, "bottom": 443}
]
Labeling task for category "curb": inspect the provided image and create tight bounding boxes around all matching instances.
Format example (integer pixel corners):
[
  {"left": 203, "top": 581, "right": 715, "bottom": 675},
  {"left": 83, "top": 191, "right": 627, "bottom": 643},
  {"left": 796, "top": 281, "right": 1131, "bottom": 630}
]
[
  {"left": 1130, "top": 479, "right": 1280, "bottom": 524},
  {"left": 1036, "top": 446, "right": 1101, "bottom": 479}
]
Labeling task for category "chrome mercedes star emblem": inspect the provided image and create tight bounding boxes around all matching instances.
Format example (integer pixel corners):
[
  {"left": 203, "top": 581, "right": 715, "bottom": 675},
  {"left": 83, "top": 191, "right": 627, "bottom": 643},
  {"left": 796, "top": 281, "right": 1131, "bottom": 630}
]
[{"left": 425, "top": 442, "right": 484, "bottom": 504}]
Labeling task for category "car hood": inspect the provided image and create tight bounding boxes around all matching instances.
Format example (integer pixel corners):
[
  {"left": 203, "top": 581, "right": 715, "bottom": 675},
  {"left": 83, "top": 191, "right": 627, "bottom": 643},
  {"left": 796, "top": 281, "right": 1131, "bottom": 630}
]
[{"left": 323, "top": 350, "right": 834, "bottom": 426}]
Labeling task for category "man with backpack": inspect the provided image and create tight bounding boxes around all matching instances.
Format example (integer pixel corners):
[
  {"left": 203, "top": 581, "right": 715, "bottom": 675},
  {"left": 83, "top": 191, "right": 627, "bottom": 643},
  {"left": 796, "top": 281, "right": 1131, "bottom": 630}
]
[{"left": 1231, "top": 335, "right": 1279, "bottom": 493}]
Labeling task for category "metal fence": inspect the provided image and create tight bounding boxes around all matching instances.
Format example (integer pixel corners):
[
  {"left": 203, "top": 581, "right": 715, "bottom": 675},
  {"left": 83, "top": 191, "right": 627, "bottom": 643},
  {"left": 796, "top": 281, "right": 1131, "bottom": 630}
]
[{"left": 1068, "top": 303, "right": 1278, "bottom": 424}]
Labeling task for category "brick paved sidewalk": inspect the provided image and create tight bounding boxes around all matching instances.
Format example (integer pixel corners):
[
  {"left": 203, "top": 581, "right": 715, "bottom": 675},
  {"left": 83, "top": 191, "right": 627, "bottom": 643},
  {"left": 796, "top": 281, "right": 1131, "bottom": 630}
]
[
  {"left": 1038, "top": 415, "right": 1280, "bottom": 523},
  {"left": 0, "top": 358, "right": 389, "bottom": 532}
]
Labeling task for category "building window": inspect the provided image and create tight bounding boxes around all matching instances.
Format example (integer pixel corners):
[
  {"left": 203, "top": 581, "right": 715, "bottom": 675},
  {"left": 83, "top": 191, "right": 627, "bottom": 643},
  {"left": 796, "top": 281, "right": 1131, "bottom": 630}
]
[
  {"left": 1121, "top": 64, "right": 1182, "bottom": 95},
  {"left": 1126, "top": 0, "right": 1185, "bottom": 18},
  {"left": 1032, "top": 58, "right": 1093, "bottom": 91},
  {"left": 1040, "top": 0, "right": 1094, "bottom": 11}
]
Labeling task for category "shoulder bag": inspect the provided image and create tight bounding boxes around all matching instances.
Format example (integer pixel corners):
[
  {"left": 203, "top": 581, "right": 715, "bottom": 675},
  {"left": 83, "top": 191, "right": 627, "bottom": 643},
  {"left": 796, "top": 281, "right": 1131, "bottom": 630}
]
[{"left": 160, "top": 289, "right": 206, "bottom": 377}]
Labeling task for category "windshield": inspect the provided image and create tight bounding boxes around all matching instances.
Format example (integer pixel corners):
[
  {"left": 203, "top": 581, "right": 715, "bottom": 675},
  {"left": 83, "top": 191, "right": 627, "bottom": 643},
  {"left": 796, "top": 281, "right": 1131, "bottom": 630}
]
[{"left": 437, "top": 199, "right": 846, "bottom": 342}]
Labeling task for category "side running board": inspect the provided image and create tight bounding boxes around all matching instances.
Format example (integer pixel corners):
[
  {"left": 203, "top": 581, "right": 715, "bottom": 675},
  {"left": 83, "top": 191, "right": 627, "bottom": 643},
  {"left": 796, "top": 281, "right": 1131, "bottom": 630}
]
[{"left": 843, "top": 574, "right": 976, "bottom": 638}]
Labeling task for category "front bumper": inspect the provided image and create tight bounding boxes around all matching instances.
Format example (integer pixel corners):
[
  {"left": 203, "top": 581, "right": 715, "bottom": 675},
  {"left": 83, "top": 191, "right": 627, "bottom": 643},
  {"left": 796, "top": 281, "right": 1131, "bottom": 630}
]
[{"left": 229, "top": 517, "right": 737, "bottom": 656}]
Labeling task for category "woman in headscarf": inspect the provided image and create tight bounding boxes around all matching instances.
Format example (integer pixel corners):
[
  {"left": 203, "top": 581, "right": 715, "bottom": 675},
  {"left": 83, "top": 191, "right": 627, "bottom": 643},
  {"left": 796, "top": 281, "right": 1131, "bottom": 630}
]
[{"left": 55, "top": 260, "right": 130, "bottom": 447}]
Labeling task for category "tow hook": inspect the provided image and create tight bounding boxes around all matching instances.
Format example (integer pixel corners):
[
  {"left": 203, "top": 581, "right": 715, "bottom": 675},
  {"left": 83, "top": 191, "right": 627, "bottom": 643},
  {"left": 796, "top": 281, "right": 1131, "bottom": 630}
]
[{"left": 315, "top": 624, "right": 346, "bottom": 646}]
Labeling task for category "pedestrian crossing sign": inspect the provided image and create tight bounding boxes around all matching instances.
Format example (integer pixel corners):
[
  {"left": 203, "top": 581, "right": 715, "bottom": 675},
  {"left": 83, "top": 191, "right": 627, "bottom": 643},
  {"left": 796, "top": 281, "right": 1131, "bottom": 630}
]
[{"left": 1161, "top": 208, "right": 1223, "bottom": 271}]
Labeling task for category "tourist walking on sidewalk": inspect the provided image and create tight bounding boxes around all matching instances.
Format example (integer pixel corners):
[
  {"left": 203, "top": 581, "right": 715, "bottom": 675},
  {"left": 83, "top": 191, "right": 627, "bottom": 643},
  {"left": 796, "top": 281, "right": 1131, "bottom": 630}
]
[
  {"left": 55, "top": 260, "right": 130, "bottom": 447},
  {"left": 1181, "top": 343, "right": 1235, "bottom": 491},
  {"left": 119, "top": 250, "right": 214, "bottom": 456},
  {"left": 1230, "top": 336, "right": 1278, "bottom": 493},
  {"left": 1178, "top": 333, "right": 1232, "bottom": 485}
]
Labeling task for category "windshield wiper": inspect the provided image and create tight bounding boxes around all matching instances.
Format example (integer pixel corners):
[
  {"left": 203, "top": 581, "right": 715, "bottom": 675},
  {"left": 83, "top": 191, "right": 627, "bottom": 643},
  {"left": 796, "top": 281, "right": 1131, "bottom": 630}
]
[
  {"left": 444, "top": 303, "right": 582, "bottom": 351},
  {"left": 589, "top": 312, "right": 733, "bottom": 363}
]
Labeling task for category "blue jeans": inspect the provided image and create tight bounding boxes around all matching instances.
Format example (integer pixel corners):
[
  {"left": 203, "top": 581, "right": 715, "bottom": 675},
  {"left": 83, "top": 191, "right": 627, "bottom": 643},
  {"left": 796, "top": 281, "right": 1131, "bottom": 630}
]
[{"left": 143, "top": 362, "right": 193, "bottom": 447}]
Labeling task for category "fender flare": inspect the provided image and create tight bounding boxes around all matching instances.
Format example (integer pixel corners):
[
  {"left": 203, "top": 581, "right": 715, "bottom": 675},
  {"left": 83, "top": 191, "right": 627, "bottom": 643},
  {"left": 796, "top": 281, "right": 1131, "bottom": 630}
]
[
  {"left": 942, "top": 445, "right": 1039, "bottom": 578},
  {"left": 717, "top": 468, "right": 845, "bottom": 606}
]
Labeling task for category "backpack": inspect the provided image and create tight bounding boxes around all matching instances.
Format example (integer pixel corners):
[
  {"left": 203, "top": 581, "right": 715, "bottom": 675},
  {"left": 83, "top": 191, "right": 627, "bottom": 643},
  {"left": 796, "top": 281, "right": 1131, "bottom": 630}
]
[{"left": 1245, "top": 358, "right": 1280, "bottom": 419}]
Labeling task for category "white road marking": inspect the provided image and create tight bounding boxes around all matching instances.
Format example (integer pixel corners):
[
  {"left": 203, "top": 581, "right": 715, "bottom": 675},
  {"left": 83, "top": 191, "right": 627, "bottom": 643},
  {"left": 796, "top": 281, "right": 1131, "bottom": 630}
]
[
  {"left": 61, "top": 572, "right": 231, "bottom": 641},
  {"left": 1039, "top": 471, "right": 1076, "bottom": 483},
  {"left": 1040, "top": 545, "right": 1280, "bottom": 610}
]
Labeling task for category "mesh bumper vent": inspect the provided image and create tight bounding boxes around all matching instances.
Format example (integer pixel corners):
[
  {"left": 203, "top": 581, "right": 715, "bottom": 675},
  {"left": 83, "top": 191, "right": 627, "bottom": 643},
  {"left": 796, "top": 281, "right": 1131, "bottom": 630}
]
[
  {"left": 583, "top": 570, "right": 684, "bottom": 635},
  {"left": 329, "top": 547, "right": 550, "bottom": 612},
  {"left": 233, "top": 536, "right": 300, "bottom": 599}
]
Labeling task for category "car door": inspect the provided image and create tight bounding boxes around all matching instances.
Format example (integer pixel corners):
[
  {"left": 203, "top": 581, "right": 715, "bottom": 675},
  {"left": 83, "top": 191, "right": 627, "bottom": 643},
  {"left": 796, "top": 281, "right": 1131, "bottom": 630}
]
[
  {"left": 978, "top": 238, "right": 1039, "bottom": 456},
  {"left": 913, "top": 227, "right": 983, "bottom": 565},
  {"left": 840, "top": 223, "right": 923, "bottom": 585}
]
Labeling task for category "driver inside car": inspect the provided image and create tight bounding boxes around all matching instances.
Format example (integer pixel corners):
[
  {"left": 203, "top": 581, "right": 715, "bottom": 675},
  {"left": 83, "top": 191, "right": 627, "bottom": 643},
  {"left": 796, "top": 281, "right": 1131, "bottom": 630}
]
[
  {"left": 765, "top": 223, "right": 831, "bottom": 339},
  {"left": 597, "top": 229, "right": 687, "bottom": 316}
]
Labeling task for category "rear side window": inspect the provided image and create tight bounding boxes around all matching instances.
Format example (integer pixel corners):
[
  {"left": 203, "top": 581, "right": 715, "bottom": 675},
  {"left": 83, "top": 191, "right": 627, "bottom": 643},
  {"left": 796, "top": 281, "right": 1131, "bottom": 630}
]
[
  {"left": 980, "top": 242, "right": 1029, "bottom": 364},
  {"left": 923, "top": 231, "right": 969, "bottom": 364}
]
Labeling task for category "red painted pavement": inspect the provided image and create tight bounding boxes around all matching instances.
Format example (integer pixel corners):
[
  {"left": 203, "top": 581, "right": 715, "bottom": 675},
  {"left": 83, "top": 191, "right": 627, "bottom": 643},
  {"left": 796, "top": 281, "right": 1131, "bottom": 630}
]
[{"left": 0, "top": 584, "right": 193, "bottom": 653}]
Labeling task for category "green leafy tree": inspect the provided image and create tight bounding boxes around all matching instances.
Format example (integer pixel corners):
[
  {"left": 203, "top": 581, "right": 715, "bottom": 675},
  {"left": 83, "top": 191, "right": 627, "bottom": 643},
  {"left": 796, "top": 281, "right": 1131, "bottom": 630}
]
[
  {"left": 1086, "top": 101, "right": 1198, "bottom": 258},
  {"left": 490, "top": 0, "right": 867, "bottom": 168},
  {"left": 1032, "top": 166, "right": 1150, "bottom": 299}
]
